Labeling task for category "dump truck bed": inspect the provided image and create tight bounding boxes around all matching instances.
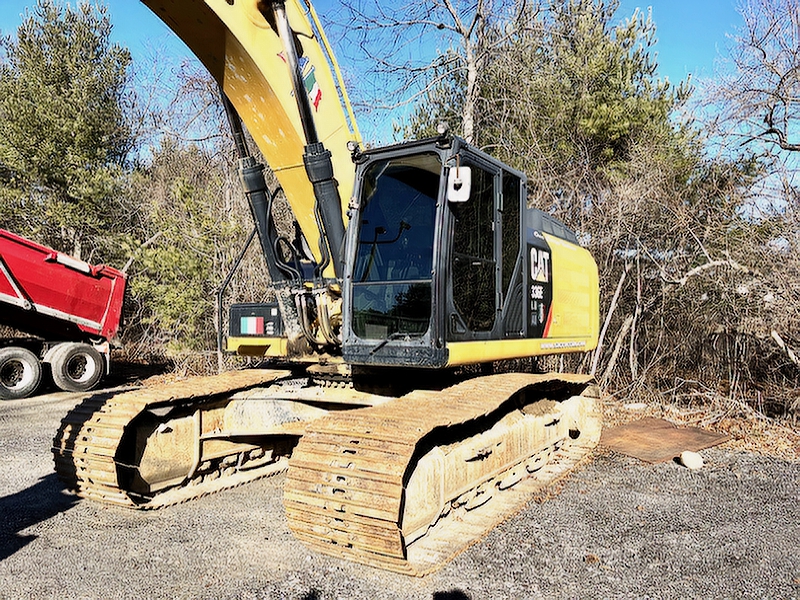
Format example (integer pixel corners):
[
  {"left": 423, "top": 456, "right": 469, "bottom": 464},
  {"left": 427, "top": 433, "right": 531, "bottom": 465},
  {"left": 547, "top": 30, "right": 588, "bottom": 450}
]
[{"left": 0, "top": 229, "right": 126, "bottom": 343}]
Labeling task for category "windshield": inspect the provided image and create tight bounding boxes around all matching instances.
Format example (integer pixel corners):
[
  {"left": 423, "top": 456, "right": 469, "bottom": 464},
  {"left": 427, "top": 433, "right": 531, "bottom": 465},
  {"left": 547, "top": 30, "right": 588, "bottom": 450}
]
[{"left": 352, "top": 153, "right": 441, "bottom": 339}]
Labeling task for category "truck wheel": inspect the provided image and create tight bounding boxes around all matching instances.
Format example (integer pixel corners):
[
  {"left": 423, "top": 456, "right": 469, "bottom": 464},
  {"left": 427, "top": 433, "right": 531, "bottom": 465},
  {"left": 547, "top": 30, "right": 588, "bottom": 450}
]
[
  {"left": 49, "top": 343, "right": 104, "bottom": 392},
  {"left": 0, "top": 347, "right": 42, "bottom": 400}
]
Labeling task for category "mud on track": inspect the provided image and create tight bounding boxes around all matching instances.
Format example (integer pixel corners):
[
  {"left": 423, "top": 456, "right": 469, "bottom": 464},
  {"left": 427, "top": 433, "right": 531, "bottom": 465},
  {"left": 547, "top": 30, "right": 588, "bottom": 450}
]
[{"left": 1, "top": 391, "right": 798, "bottom": 599}]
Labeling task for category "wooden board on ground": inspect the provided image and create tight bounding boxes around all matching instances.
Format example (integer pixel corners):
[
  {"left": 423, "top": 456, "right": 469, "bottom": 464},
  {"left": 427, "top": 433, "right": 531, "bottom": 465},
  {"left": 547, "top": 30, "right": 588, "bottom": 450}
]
[{"left": 600, "top": 417, "right": 729, "bottom": 463}]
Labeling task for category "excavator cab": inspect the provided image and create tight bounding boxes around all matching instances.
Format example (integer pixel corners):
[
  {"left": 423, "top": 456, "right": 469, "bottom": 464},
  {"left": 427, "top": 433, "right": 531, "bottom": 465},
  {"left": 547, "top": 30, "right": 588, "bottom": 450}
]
[{"left": 341, "top": 135, "right": 600, "bottom": 369}]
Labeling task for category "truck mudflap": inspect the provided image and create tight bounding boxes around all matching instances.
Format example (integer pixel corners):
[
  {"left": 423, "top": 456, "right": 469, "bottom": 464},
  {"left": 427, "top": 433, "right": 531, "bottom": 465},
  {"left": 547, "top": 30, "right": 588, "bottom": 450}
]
[{"left": 284, "top": 372, "right": 602, "bottom": 575}]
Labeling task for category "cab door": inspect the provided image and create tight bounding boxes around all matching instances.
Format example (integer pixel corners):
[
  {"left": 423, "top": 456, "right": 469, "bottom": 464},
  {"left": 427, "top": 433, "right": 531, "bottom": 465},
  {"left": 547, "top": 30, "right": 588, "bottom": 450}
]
[{"left": 447, "top": 159, "right": 500, "bottom": 340}]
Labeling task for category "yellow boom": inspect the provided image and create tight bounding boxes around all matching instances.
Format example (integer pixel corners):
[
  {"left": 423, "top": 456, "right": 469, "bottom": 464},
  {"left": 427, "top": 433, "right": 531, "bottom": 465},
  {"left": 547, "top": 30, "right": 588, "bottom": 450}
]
[{"left": 142, "top": 0, "right": 360, "bottom": 272}]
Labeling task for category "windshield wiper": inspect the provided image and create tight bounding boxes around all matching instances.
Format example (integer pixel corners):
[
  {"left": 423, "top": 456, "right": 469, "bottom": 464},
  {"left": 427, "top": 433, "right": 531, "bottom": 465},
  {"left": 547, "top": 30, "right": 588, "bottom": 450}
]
[{"left": 370, "top": 331, "right": 421, "bottom": 355}]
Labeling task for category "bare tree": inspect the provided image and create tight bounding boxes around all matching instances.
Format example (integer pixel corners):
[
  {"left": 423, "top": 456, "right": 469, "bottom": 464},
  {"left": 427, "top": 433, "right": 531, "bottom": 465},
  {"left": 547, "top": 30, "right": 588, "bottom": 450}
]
[
  {"left": 334, "top": 0, "right": 518, "bottom": 143},
  {"left": 719, "top": 0, "right": 800, "bottom": 153}
]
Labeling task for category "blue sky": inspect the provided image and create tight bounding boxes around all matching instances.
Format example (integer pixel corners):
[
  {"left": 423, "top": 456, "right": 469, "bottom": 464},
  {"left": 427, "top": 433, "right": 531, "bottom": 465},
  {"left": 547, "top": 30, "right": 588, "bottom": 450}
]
[
  {"left": 0, "top": 0, "right": 743, "bottom": 82},
  {"left": 0, "top": 1, "right": 188, "bottom": 63},
  {"left": 0, "top": 0, "right": 743, "bottom": 139},
  {"left": 617, "top": 0, "right": 742, "bottom": 83}
]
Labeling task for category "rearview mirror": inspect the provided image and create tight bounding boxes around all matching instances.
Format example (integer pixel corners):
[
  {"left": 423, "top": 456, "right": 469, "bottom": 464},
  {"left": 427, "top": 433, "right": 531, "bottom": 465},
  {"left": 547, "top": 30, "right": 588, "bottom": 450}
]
[{"left": 447, "top": 166, "right": 471, "bottom": 203}]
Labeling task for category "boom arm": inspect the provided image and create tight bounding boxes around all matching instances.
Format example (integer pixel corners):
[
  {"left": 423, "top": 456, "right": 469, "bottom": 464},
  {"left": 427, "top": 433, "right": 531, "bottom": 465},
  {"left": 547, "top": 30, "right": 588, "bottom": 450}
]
[{"left": 141, "top": 0, "right": 359, "bottom": 277}]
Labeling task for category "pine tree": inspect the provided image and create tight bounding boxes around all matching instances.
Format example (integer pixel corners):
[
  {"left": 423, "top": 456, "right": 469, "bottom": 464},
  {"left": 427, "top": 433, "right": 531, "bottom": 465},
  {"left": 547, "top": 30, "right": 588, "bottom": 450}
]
[{"left": 0, "top": 0, "right": 132, "bottom": 260}]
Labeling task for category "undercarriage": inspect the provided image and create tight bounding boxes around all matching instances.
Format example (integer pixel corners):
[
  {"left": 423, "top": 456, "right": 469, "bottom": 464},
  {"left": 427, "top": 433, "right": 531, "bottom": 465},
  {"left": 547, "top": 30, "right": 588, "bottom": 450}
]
[{"left": 53, "top": 369, "right": 600, "bottom": 573}]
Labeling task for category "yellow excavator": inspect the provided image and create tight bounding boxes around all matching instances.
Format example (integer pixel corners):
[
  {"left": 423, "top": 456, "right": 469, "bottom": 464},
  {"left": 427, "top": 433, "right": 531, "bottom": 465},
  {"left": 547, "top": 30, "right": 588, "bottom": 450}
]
[{"left": 52, "top": 0, "right": 602, "bottom": 576}]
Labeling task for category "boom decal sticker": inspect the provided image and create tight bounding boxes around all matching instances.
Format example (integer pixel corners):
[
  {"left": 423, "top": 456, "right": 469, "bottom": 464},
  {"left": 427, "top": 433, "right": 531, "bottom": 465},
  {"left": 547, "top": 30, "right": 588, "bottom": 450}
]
[{"left": 299, "top": 56, "right": 322, "bottom": 110}]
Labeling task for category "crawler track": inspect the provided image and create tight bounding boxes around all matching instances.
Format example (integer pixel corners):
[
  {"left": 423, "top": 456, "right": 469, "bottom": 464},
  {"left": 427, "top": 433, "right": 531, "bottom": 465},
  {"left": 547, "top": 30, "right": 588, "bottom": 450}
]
[
  {"left": 52, "top": 369, "right": 291, "bottom": 509},
  {"left": 284, "top": 373, "right": 601, "bottom": 575},
  {"left": 53, "top": 369, "right": 601, "bottom": 576}
]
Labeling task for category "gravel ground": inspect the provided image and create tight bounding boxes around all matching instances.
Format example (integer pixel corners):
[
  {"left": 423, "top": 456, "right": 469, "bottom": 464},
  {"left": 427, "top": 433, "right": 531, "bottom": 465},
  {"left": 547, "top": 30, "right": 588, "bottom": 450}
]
[{"left": 0, "top": 391, "right": 798, "bottom": 600}]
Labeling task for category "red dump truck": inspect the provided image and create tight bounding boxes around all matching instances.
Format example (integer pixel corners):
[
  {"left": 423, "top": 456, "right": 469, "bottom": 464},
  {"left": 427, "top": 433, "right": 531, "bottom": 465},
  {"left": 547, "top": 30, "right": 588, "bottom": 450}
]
[{"left": 0, "top": 228, "right": 126, "bottom": 399}]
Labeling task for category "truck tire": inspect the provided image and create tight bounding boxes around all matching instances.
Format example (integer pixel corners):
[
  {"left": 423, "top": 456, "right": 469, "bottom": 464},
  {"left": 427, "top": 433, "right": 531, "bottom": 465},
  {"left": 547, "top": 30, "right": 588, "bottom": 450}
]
[
  {"left": 49, "top": 342, "right": 104, "bottom": 393},
  {"left": 0, "top": 347, "right": 42, "bottom": 400}
]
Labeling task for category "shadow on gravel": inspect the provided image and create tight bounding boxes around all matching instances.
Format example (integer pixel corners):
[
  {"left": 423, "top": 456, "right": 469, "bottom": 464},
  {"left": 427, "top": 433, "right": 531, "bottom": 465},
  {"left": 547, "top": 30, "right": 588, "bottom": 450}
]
[
  {"left": 103, "top": 358, "right": 173, "bottom": 388},
  {"left": 433, "top": 591, "right": 471, "bottom": 600},
  {"left": 0, "top": 473, "right": 77, "bottom": 561}
]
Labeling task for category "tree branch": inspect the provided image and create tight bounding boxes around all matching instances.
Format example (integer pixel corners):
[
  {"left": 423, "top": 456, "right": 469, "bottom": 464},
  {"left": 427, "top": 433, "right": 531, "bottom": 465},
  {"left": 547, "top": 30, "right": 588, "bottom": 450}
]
[{"left": 662, "top": 257, "right": 761, "bottom": 287}]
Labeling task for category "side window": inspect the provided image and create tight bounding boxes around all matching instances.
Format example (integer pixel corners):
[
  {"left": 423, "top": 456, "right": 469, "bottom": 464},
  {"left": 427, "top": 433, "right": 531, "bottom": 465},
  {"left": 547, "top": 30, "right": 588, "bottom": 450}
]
[
  {"left": 501, "top": 172, "right": 520, "bottom": 297},
  {"left": 451, "top": 165, "right": 496, "bottom": 332}
]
